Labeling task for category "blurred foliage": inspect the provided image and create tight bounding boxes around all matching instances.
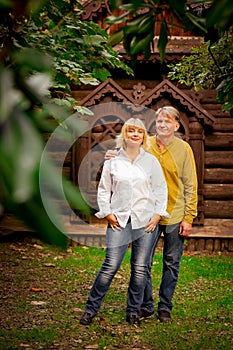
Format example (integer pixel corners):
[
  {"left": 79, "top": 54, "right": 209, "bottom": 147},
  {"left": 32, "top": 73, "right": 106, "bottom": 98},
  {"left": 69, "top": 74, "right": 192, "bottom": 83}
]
[
  {"left": 0, "top": 0, "right": 133, "bottom": 247},
  {"left": 107, "top": 0, "right": 233, "bottom": 115},
  {"left": 0, "top": 0, "right": 133, "bottom": 112}
]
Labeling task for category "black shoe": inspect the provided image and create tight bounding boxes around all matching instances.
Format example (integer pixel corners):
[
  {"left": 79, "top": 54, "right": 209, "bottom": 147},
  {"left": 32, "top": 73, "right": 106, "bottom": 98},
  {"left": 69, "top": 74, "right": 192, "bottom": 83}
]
[
  {"left": 139, "top": 309, "right": 154, "bottom": 319},
  {"left": 126, "top": 314, "right": 141, "bottom": 326},
  {"left": 157, "top": 310, "right": 172, "bottom": 322},
  {"left": 80, "top": 312, "right": 95, "bottom": 325}
]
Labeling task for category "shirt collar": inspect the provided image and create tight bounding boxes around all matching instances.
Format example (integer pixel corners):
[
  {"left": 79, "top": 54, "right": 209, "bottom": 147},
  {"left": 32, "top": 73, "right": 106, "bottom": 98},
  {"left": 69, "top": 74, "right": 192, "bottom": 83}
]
[{"left": 119, "top": 147, "right": 145, "bottom": 161}]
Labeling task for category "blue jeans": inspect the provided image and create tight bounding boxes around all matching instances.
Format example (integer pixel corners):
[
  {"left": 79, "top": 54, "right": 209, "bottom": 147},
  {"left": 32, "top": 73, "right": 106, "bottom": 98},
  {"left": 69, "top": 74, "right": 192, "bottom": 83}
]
[
  {"left": 84, "top": 221, "right": 159, "bottom": 316},
  {"left": 141, "top": 223, "right": 184, "bottom": 313}
]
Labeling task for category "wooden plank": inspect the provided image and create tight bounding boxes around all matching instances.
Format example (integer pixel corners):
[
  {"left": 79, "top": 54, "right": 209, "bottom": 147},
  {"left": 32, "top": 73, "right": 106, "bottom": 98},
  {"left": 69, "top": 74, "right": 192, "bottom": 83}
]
[
  {"left": 0, "top": 215, "right": 31, "bottom": 233},
  {"left": 191, "top": 218, "right": 233, "bottom": 238},
  {"left": 210, "top": 122, "right": 233, "bottom": 133},
  {"left": 187, "top": 238, "right": 196, "bottom": 252},
  {"left": 204, "top": 168, "right": 233, "bottom": 183},
  {"left": 204, "top": 184, "right": 233, "bottom": 199},
  {"left": 205, "top": 133, "right": 233, "bottom": 148},
  {"left": 214, "top": 239, "right": 221, "bottom": 251},
  {"left": 205, "top": 151, "right": 233, "bottom": 166},
  {"left": 202, "top": 105, "right": 231, "bottom": 116},
  {"left": 204, "top": 200, "right": 233, "bottom": 218},
  {"left": 63, "top": 167, "right": 71, "bottom": 179},
  {"left": 195, "top": 238, "right": 205, "bottom": 251},
  {"left": 205, "top": 239, "right": 214, "bottom": 251}
]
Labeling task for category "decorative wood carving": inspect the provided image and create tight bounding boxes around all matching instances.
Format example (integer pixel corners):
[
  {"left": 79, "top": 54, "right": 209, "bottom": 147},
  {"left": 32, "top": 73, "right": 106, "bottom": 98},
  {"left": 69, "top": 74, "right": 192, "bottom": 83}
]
[
  {"left": 139, "top": 79, "right": 215, "bottom": 125},
  {"left": 81, "top": 0, "right": 106, "bottom": 21},
  {"left": 80, "top": 78, "right": 135, "bottom": 107},
  {"left": 132, "top": 82, "right": 146, "bottom": 100}
]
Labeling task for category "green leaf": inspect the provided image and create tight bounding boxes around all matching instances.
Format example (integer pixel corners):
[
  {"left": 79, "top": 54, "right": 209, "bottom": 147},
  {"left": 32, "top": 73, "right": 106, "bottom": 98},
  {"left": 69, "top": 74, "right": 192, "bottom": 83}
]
[
  {"left": 137, "top": 13, "right": 154, "bottom": 34},
  {"left": 79, "top": 75, "right": 99, "bottom": 85},
  {"left": 129, "top": 31, "right": 154, "bottom": 56},
  {"left": 93, "top": 67, "right": 111, "bottom": 82},
  {"left": 0, "top": 109, "right": 43, "bottom": 203},
  {"left": 110, "top": 0, "right": 124, "bottom": 11},
  {"left": 157, "top": 21, "right": 168, "bottom": 63},
  {"left": 166, "top": 0, "right": 186, "bottom": 15},
  {"left": 185, "top": 12, "right": 207, "bottom": 33},
  {"left": 10, "top": 193, "right": 68, "bottom": 249},
  {"left": 73, "top": 106, "right": 94, "bottom": 115},
  {"left": 105, "top": 13, "right": 129, "bottom": 25},
  {"left": 15, "top": 48, "right": 53, "bottom": 72},
  {"left": 206, "top": 0, "right": 233, "bottom": 29},
  {"left": 0, "top": 69, "right": 23, "bottom": 124},
  {"left": 120, "top": 0, "right": 145, "bottom": 11},
  {"left": 217, "top": 76, "right": 233, "bottom": 95},
  {"left": 107, "top": 29, "right": 124, "bottom": 47},
  {"left": 83, "top": 35, "right": 106, "bottom": 46},
  {"left": 63, "top": 178, "right": 90, "bottom": 214}
]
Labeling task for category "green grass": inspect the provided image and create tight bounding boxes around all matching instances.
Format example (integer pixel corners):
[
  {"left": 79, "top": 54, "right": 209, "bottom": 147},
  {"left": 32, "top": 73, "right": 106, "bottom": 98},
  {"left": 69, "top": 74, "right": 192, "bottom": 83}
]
[{"left": 0, "top": 235, "right": 232, "bottom": 350}]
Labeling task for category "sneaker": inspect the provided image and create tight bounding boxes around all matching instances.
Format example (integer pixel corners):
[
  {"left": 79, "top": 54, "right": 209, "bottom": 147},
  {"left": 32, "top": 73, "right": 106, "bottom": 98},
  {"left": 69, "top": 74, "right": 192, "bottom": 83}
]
[
  {"left": 126, "top": 314, "right": 141, "bottom": 326},
  {"left": 157, "top": 310, "right": 172, "bottom": 322},
  {"left": 80, "top": 312, "right": 95, "bottom": 325},
  {"left": 139, "top": 309, "right": 154, "bottom": 319}
]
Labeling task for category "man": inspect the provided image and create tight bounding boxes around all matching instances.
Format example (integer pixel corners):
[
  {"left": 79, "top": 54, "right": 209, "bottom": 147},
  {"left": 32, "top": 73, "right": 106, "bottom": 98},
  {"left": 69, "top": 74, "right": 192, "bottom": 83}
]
[{"left": 106, "top": 106, "right": 198, "bottom": 323}]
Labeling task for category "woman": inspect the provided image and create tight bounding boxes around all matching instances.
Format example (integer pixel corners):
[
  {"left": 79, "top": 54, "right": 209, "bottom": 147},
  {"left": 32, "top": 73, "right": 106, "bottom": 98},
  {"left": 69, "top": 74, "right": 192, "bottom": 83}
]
[{"left": 80, "top": 118, "right": 168, "bottom": 326}]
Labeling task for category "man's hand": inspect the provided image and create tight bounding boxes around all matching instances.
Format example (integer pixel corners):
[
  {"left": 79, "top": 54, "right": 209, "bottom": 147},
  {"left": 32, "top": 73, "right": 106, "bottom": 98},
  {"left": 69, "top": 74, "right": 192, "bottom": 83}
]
[
  {"left": 106, "top": 213, "right": 121, "bottom": 231},
  {"left": 105, "top": 149, "right": 119, "bottom": 160},
  {"left": 179, "top": 221, "right": 192, "bottom": 237}
]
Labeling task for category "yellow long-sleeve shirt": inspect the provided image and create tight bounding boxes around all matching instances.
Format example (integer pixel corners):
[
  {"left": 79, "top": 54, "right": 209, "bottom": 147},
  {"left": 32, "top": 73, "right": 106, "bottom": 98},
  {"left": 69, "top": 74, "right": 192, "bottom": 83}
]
[{"left": 149, "top": 136, "right": 198, "bottom": 225}]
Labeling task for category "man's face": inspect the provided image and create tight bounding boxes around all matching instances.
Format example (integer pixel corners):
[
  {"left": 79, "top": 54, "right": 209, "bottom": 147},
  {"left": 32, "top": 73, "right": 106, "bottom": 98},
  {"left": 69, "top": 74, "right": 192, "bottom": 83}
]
[{"left": 155, "top": 113, "right": 179, "bottom": 138}]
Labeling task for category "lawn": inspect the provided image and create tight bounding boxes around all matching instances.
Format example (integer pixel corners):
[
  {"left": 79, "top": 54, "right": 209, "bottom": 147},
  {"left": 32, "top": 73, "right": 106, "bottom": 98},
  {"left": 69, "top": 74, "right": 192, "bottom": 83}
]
[{"left": 0, "top": 233, "right": 232, "bottom": 350}]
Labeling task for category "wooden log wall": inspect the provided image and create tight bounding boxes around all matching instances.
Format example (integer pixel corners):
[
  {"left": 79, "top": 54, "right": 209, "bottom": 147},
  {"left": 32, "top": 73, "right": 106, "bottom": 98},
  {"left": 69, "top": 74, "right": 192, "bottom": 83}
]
[
  {"left": 187, "top": 89, "right": 233, "bottom": 252},
  {"left": 201, "top": 90, "right": 233, "bottom": 218}
]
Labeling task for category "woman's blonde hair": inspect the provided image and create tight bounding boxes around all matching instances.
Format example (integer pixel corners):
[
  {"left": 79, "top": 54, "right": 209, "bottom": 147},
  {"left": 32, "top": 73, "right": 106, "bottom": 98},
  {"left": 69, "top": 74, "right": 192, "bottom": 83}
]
[
  {"left": 155, "top": 106, "right": 180, "bottom": 123},
  {"left": 116, "top": 118, "right": 150, "bottom": 150}
]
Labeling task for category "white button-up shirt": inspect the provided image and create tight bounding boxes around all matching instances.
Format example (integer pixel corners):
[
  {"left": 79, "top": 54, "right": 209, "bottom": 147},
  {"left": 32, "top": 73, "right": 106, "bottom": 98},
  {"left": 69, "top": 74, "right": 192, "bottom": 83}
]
[{"left": 95, "top": 148, "right": 169, "bottom": 229}]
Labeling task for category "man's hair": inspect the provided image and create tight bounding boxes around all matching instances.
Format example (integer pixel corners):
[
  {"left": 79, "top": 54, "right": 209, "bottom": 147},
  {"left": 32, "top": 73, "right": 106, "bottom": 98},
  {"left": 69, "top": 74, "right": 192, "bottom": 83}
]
[
  {"left": 116, "top": 118, "right": 150, "bottom": 150},
  {"left": 155, "top": 106, "right": 180, "bottom": 123}
]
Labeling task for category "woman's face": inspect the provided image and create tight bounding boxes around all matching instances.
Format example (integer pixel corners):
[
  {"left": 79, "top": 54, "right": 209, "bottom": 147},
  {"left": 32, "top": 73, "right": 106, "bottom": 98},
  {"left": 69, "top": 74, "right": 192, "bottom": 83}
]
[{"left": 125, "top": 126, "right": 144, "bottom": 146}]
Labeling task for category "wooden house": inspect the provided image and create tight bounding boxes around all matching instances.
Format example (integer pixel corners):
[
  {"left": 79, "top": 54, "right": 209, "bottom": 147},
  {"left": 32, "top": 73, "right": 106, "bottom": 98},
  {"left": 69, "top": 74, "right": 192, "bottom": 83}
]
[{"left": 1, "top": 1, "right": 233, "bottom": 253}]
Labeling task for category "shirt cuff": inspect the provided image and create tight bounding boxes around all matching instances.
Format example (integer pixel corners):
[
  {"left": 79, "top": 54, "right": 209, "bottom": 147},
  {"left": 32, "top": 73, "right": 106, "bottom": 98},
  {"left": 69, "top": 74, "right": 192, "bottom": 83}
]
[
  {"left": 158, "top": 210, "right": 170, "bottom": 219},
  {"left": 95, "top": 211, "right": 111, "bottom": 219}
]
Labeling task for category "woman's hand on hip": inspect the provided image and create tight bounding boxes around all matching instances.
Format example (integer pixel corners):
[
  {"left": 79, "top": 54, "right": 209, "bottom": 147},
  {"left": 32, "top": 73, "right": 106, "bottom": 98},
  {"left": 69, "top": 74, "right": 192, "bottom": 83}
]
[
  {"left": 106, "top": 214, "right": 121, "bottom": 231},
  {"left": 145, "top": 214, "right": 161, "bottom": 233}
]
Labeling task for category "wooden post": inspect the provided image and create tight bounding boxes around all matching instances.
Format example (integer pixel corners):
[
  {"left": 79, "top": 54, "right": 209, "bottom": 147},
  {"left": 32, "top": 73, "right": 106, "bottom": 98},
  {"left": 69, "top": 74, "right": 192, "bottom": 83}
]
[{"left": 189, "top": 117, "right": 205, "bottom": 225}]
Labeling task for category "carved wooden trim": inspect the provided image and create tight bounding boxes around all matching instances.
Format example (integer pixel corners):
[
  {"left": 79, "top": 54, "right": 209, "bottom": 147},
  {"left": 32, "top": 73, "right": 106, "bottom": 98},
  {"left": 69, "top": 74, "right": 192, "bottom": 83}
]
[
  {"left": 80, "top": 78, "right": 135, "bottom": 107},
  {"left": 139, "top": 79, "right": 215, "bottom": 125},
  {"left": 81, "top": 0, "right": 106, "bottom": 21}
]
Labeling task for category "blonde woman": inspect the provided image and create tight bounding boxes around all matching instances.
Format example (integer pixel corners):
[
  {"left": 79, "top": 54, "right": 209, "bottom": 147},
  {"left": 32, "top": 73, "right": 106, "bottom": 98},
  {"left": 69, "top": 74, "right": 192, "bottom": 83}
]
[{"left": 80, "top": 118, "right": 168, "bottom": 326}]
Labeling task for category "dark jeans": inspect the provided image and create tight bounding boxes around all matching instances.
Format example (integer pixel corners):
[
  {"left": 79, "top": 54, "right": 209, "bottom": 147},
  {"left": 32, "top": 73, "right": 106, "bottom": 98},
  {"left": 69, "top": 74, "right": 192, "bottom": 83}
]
[
  {"left": 84, "top": 221, "right": 159, "bottom": 316},
  {"left": 141, "top": 222, "right": 184, "bottom": 313}
]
